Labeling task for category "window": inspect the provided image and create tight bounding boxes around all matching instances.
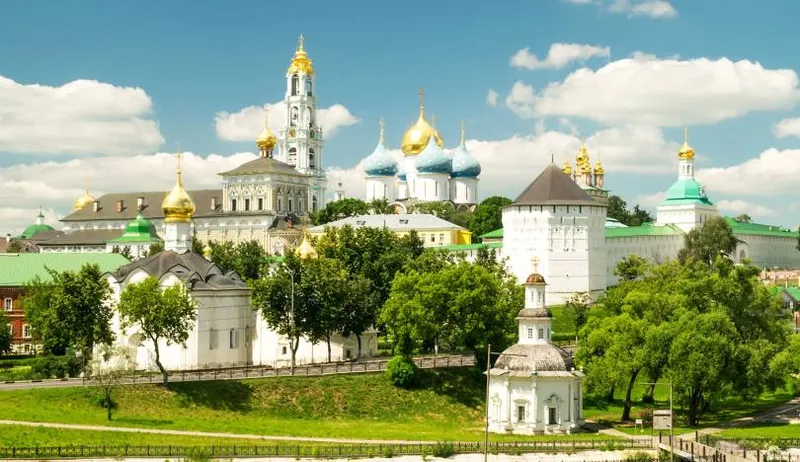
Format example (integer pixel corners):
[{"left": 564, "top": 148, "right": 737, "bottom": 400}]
[
  {"left": 527, "top": 327, "right": 533, "bottom": 339},
  {"left": 306, "top": 78, "right": 313, "bottom": 96},
  {"left": 517, "top": 405, "right": 526, "bottom": 423},
  {"left": 209, "top": 328, "right": 218, "bottom": 350},
  {"left": 22, "top": 324, "right": 31, "bottom": 339},
  {"left": 538, "top": 328, "right": 544, "bottom": 339},
  {"left": 244, "top": 198, "right": 250, "bottom": 211},
  {"left": 229, "top": 329, "right": 237, "bottom": 349},
  {"left": 231, "top": 199, "right": 237, "bottom": 212},
  {"left": 430, "top": 234, "right": 435, "bottom": 243},
  {"left": 258, "top": 198, "right": 264, "bottom": 211},
  {"left": 439, "top": 233, "right": 444, "bottom": 242},
  {"left": 312, "top": 196, "right": 318, "bottom": 212},
  {"left": 291, "top": 75, "right": 299, "bottom": 95},
  {"left": 345, "top": 349, "right": 351, "bottom": 360},
  {"left": 548, "top": 407, "right": 557, "bottom": 425},
  {"left": 529, "top": 291, "right": 536, "bottom": 302},
  {"left": 309, "top": 149, "right": 316, "bottom": 169},
  {"left": 281, "top": 346, "right": 288, "bottom": 355},
  {"left": 288, "top": 200, "right": 293, "bottom": 212},
  {"left": 278, "top": 199, "right": 283, "bottom": 212},
  {"left": 288, "top": 148, "right": 297, "bottom": 166},
  {"left": 3, "top": 298, "right": 11, "bottom": 311}
]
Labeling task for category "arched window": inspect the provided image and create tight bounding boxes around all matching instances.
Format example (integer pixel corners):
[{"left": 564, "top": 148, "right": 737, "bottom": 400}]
[
  {"left": 291, "top": 75, "right": 299, "bottom": 96},
  {"left": 312, "top": 195, "right": 318, "bottom": 212},
  {"left": 306, "top": 78, "right": 313, "bottom": 96},
  {"left": 291, "top": 107, "right": 298, "bottom": 126},
  {"left": 288, "top": 147, "right": 297, "bottom": 166},
  {"left": 229, "top": 328, "right": 236, "bottom": 349},
  {"left": 309, "top": 148, "right": 316, "bottom": 169}
]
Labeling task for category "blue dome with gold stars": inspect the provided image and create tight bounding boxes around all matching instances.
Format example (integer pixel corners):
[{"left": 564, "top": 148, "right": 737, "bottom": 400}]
[
  {"left": 450, "top": 141, "right": 481, "bottom": 178},
  {"left": 363, "top": 119, "right": 398, "bottom": 177},
  {"left": 415, "top": 135, "right": 451, "bottom": 175}
]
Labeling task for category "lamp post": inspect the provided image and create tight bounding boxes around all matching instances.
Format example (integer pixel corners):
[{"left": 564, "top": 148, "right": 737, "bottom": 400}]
[{"left": 641, "top": 380, "right": 674, "bottom": 462}]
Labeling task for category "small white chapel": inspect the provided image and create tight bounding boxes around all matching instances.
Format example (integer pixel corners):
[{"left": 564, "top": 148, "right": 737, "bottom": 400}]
[{"left": 488, "top": 262, "right": 584, "bottom": 434}]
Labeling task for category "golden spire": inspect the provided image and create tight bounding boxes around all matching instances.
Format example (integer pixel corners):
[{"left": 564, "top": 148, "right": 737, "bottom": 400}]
[
  {"left": 678, "top": 126, "right": 696, "bottom": 160},
  {"left": 460, "top": 120, "right": 466, "bottom": 146},
  {"left": 287, "top": 34, "right": 314, "bottom": 76},
  {"left": 295, "top": 216, "right": 318, "bottom": 260},
  {"left": 162, "top": 147, "right": 196, "bottom": 223},
  {"left": 379, "top": 117, "right": 385, "bottom": 144},
  {"left": 561, "top": 158, "right": 572, "bottom": 174},
  {"left": 401, "top": 87, "right": 444, "bottom": 156},
  {"left": 256, "top": 105, "right": 277, "bottom": 155}
]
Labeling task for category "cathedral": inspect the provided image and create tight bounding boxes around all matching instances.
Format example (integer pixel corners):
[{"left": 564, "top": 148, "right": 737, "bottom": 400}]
[
  {"left": 360, "top": 90, "right": 482, "bottom": 212},
  {"left": 55, "top": 36, "right": 326, "bottom": 255}
]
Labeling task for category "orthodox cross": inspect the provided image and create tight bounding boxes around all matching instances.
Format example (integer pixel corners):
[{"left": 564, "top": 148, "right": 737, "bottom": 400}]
[
  {"left": 175, "top": 145, "right": 183, "bottom": 175},
  {"left": 419, "top": 87, "right": 425, "bottom": 109},
  {"left": 379, "top": 117, "right": 385, "bottom": 143},
  {"left": 263, "top": 105, "right": 270, "bottom": 127},
  {"left": 460, "top": 120, "right": 465, "bottom": 145},
  {"left": 684, "top": 126, "right": 689, "bottom": 144},
  {"left": 531, "top": 256, "right": 540, "bottom": 272},
  {"left": 298, "top": 34, "right": 305, "bottom": 51}
]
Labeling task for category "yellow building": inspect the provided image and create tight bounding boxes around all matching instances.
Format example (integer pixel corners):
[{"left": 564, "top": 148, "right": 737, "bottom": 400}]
[{"left": 307, "top": 214, "right": 471, "bottom": 247}]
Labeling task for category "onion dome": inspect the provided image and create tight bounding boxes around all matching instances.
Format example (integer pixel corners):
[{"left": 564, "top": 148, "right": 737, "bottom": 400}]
[
  {"left": 580, "top": 161, "right": 592, "bottom": 174},
  {"left": 415, "top": 133, "right": 451, "bottom": 175},
  {"left": 678, "top": 126, "right": 695, "bottom": 160},
  {"left": 397, "top": 164, "right": 407, "bottom": 182},
  {"left": 576, "top": 139, "right": 590, "bottom": 165},
  {"left": 594, "top": 157, "right": 605, "bottom": 175},
  {"left": 73, "top": 188, "right": 95, "bottom": 211},
  {"left": 561, "top": 159, "right": 572, "bottom": 175},
  {"left": 19, "top": 209, "right": 55, "bottom": 239},
  {"left": 401, "top": 89, "right": 443, "bottom": 156},
  {"left": 203, "top": 243, "right": 213, "bottom": 260},
  {"left": 295, "top": 233, "right": 318, "bottom": 259},
  {"left": 287, "top": 34, "right": 314, "bottom": 76},
  {"left": 162, "top": 150, "right": 196, "bottom": 223},
  {"left": 450, "top": 122, "right": 481, "bottom": 178},
  {"left": 256, "top": 106, "right": 277, "bottom": 155},
  {"left": 363, "top": 118, "right": 398, "bottom": 177}
]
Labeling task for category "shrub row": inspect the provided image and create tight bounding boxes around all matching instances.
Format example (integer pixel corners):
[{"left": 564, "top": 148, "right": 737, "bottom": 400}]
[{"left": 0, "top": 355, "right": 81, "bottom": 380}]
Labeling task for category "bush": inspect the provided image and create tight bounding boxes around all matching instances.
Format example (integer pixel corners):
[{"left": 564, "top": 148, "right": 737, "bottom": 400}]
[
  {"left": 385, "top": 355, "right": 418, "bottom": 388},
  {"left": 431, "top": 442, "right": 455, "bottom": 458},
  {"left": 29, "top": 355, "right": 81, "bottom": 379}
]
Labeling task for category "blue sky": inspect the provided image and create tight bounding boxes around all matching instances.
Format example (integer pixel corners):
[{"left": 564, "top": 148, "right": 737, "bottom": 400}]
[{"left": 2, "top": 0, "right": 800, "bottom": 233}]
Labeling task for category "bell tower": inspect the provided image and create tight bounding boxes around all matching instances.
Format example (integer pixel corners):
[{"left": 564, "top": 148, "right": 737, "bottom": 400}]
[{"left": 278, "top": 34, "right": 326, "bottom": 213}]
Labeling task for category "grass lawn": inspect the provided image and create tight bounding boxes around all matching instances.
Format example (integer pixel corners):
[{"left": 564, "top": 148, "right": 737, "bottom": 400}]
[
  {"left": 719, "top": 423, "right": 800, "bottom": 439},
  {"left": 583, "top": 379, "right": 794, "bottom": 433},
  {"left": 0, "top": 368, "right": 613, "bottom": 443}
]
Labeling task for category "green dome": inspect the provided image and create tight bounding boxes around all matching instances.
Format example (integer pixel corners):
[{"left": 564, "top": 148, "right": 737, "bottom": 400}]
[
  {"left": 107, "top": 213, "right": 162, "bottom": 244},
  {"left": 19, "top": 223, "right": 55, "bottom": 239},
  {"left": 661, "top": 178, "right": 714, "bottom": 206}
]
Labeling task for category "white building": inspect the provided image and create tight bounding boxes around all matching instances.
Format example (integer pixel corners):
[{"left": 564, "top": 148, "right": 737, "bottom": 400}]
[
  {"left": 360, "top": 96, "right": 481, "bottom": 212},
  {"left": 58, "top": 35, "right": 331, "bottom": 254},
  {"left": 454, "top": 131, "right": 800, "bottom": 301},
  {"left": 307, "top": 213, "right": 472, "bottom": 248},
  {"left": 103, "top": 157, "right": 377, "bottom": 371},
  {"left": 488, "top": 270, "right": 583, "bottom": 435}
]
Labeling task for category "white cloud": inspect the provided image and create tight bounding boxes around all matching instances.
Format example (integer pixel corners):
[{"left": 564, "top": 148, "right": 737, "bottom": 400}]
[
  {"left": 509, "top": 57, "right": 800, "bottom": 126},
  {"left": 0, "top": 76, "right": 164, "bottom": 156},
  {"left": 774, "top": 118, "right": 800, "bottom": 138},
  {"left": 510, "top": 44, "right": 611, "bottom": 70},
  {"left": 697, "top": 148, "right": 800, "bottom": 197},
  {"left": 215, "top": 102, "right": 359, "bottom": 142},
  {"left": 486, "top": 89, "right": 499, "bottom": 108},
  {"left": 610, "top": 0, "right": 677, "bottom": 18},
  {"left": 634, "top": 191, "right": 666, "bottom": 208},
  {"left": 716, "top": 199, "right": 777, "bottom": 218}
]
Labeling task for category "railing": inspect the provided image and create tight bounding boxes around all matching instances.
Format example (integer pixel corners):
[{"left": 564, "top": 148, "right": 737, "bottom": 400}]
[
  {"left": 0, "top": 438, "right": 653, "bottom": 460},
  {"left": 659, "top": 433, "right": 761, "bottom": 462}
]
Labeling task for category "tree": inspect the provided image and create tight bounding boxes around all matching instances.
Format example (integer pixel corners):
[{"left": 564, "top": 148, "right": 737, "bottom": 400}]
[
  {"left": 734, "top": 214, "right": 752, "bottom": 223},
  {"left": 367, "top": 198, "right": 395, "bottom": 214},
  {"left": 303, "top": 257, "right": 351, "bottom": 362},
  {"left": 191, "top": 234, "right": 204, "bottom": 254},
  {"left": 148, "top": 242, "right": 165, "bottom": 255},
  {"left": 606, "top": 195, "right": 653, "bottom": 227},
  {"left": 116, "top": 277, "right": 197, "bottom": 384},
  {"left": 614, "top": 255, "right": 650, "bottom": 281},
  {"left": 23, "top": 264, "right": 114, "bottom": 360},
  {"left": 6, "top": 240, "right": 22, "bottom": 253},
  {"left": 0, "top": 310, "right": 11, "bottom": 354},
  {"left": 208, "top": 241, "right": 237, "bottom": 274},
  {"left": 339, "top": 274, "right": 378, "bottom": 358},
  {"left": 562, "top": 292, "right": 592, "bottom": 343},
  {"left": 678, "top": 216, "right": 741, "bottom": 265},
  {"left": 470, "top": 196, "right": 512, "bottom": 238},
  {"left": 91, "top": 344, "right": 134, "bottom": 421},
  {"left": 312, "top": 198, "right": 369, "bottom": 225},
  {"left": 208, "top": 240, "right": 266, "bottom": 280},
  {"left": 119, "top": 246, "right": 133, "bottom": 260}
]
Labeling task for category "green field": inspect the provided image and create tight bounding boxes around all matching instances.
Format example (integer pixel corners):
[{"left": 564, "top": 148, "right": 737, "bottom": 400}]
[
  {"left": 0, "top": 425, "right": 262, "bottom": 447},
  {"left": 0, "top": 368, "right": 613, "bottom": 443},
  {"left": 718, "top": 423, "right": 800, "bottom": 439}
]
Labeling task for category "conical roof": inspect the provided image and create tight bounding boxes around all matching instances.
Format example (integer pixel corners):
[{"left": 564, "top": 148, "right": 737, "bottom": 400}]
[{"left": 513, "top": 164, "right": 598, "bottom": 206}]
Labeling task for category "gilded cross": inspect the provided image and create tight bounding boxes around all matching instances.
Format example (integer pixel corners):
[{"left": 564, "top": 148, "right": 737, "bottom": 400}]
[
  {"left": 176, "top": 145, "right": 183, "bottom": 174},
  {"left": 460, "top": 120, "right": 465, "bottom": 145},
  {"left": 298, "top": 34, "right": 305, "bottom": 51},
  {"left": 418, "top": 88, "right": 425, "bottom": 109},
  {"left": 263, "top": 105, "right": 270, "bottom": 126},
  {"left": 684, "top": 126, "right": 689, "bottom": 144},
  {"left": 531, "top": 256, "right": 540, "bottom": 272},
  {"left": 379, "top": 117, "right": 385, "bottom": 143}
]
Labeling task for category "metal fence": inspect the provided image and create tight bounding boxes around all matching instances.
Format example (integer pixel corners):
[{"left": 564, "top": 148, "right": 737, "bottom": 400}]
[{"left": 0, "top": 438, "right": 653, "bottom": 460}]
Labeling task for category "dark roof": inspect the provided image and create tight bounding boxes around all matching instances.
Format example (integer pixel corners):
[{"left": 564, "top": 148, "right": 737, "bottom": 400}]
[
  {"left": 60, "top": 190, "right": 224, "bottom": 222},
  {"left": 517, "top": 307, "right": 552, "bottom": 319},
  {"left": 495, "top": 343, "right": 574, "bottom": 372},
  {"left": 512, "top": 164, "right": 598, "bottom": 206},
  {"left": 37, "top": 229, "right": 123, "bottom": 246},
  {"left": 219, "top": 157, "right": 303, "bottom": 177},
  {"left": 113, "top": 250, "right": 249, "bottom": 290}
]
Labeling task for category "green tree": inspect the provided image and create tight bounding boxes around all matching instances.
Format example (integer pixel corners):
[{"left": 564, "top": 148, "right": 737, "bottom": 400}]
[
  {"left": 191, "top": 235, "right": 204, "bottom": 254},
  {"left": 614, "top": 255, "right": 650, "bottom": 281},
  {"left": 562, "top": 292, "right": 592, "bottom": 343},
  {"left": 91, "top": 344, "right": 135, "bottom": 421},
  {"left": 116, "top": 277, "right": 197, "bottom": 384},
  {"left": 734, "top": 214, "right": 752, "bottom": 223},
  {"left": 148, "top": 242, "right": 165, "bottom": 255},
  {"left": 340, "top": 274, "right": 378, "bottom": 359},
  {"left": 0, "top": 310, "right": 11, "bottom": 354},
  {"left": 606, "top": 195, "right": 653, "bottom": 226},
  {"left": 303, "top": 257, "right": 351, "bottom": 362},
  {"left": 367, "top": 198, "right": 395, "bottom": 214},
  {"left": 233, "top": 240, "right": 267, "bottom": 281},
  {"left": 312, "top": 198, "right": 369, "bottom": 225},
  {"left": 118, "top": 246, "right": 133, "bottom": 260},
  {"left": 678, "top": 216, "right": 741, "bottom": 265},
  {"left": 23, "top": 264, "right": 114, "bottom": 360},
  {"left": 6, "top": 240, "right": 22, "bottom": 253},
  {"left": 208, "top": 241, "right": 237, "bottom": 274},
  {"left": 470, "top": 196, "right": 512, "bottom": 238}
]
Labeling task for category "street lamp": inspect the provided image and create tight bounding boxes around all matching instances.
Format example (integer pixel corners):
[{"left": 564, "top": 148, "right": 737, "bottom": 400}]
[{"left": 641, "top": 380, "right": 674, "bottom": 462}]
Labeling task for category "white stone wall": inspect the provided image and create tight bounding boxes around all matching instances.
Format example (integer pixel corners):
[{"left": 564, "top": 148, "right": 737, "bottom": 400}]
[
  {"left": 735, "top": 234, "right": 800, "bottom": 269},
  {"left": 452, "top": 178, "right": 478, "bottom": 204},
  {"left": 488, "top": 376, "right": 583, "bottom": 434},
  {"left": 605, "top": 234, "right": 684, "bottom": 286},
  {"left": 366, "top": 177, "right": 395, "bottom": 202},
  {"left": 655, "top": 203, "right": 718, "bottom": 232}
]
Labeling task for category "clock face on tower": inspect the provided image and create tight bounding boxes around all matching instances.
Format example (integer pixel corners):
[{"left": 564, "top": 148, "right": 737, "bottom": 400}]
[{"left": 289, "top": 128, "right": 296, "bottom": 138}]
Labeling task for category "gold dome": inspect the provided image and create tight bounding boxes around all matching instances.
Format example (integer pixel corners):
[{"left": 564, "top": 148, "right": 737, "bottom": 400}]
[
  {"left": 162, "top": 150, "right": 196, "bottom": 223},
  {"left": 256, "top": 106, "right": 277, "bottom": 154},
  {"left": 594, "top": 158, "right": 605, "bottom": 175},
  {"left": 287, "top": 34, "right": 314, "bottom": 76},
  {"left": 580, "top": 161, "right": 592, "bottom": 174},
  {"left": 73, "top": 188, "right": 95, "bottom": 211},
  {"left": 576, "top": 139, "right": 590, "bottom": 165},
  {"left": 678, "top": 126, "right": 695, "bottom": 160},
  {"left": 561, "top": 159, "right": 572, "bottom": 174},
  {"left": 295, "top": 233, "right": 318, "bottom": 259},
  {"left": 401, "top": 88, "right": 444, "bottom": 156},
  {"left": 202, "top": 243, "right": 213, "bottom": 260}
]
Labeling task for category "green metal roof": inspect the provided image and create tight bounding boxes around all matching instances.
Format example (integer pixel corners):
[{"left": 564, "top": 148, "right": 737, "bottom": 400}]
[
  {"left": 19, "top": 223, "right": 55, "bottom": 239},
  {"left": 438, "top": 242, "right": 503, "bottom": 252},
  {"left": 605, "top": 223, "right": 684, "bottom": 238},
  {"left": 661, "top": 178, "right": 714, "bottom": 206},
  {"left": 726, "top": 217, "right": 796, "bottom": 238},
  {"left": 479, "top": 228, "right": 504, "bottom": 239},
  {"left": 0, "top": 253, "right": 131, "bottom": 287},
  {"left": 107, "top": 213, "right": 162, "bottom": 244}
]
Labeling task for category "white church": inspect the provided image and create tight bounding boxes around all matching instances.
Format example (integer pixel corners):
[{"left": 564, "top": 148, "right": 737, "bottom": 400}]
[
  {"left": 101, "top": 154, "right": 377, "bottom": 371},
  {"left": 480, "top": 130, "right": 800, "bottom": 305}
]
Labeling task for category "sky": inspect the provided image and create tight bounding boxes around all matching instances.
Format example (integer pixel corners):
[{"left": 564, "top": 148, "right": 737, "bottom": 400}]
[{"left": 2, "top": 0, "right": 800, "bottom": 235}]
